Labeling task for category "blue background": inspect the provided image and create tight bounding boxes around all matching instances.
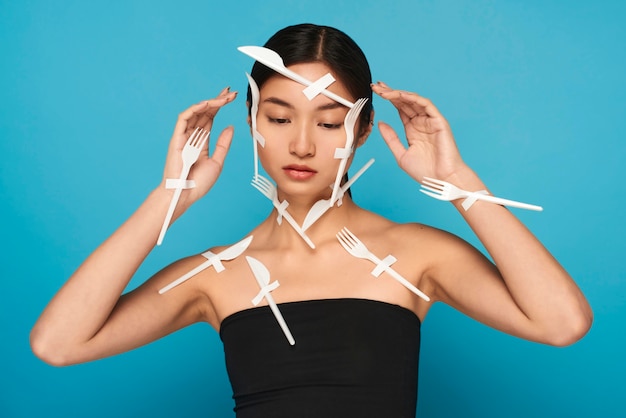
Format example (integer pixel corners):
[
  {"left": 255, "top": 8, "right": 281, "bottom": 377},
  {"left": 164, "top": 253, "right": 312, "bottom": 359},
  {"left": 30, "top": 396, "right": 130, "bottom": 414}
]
[{"left": 2, "top": 0, "right": 624, "bottom": 416}]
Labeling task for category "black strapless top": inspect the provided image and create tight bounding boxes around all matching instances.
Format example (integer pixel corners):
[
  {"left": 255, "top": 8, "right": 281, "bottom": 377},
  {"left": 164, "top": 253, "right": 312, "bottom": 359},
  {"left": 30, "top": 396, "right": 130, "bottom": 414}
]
[{"left": 220, "top": 298, "right": 421, "bottom": 418}]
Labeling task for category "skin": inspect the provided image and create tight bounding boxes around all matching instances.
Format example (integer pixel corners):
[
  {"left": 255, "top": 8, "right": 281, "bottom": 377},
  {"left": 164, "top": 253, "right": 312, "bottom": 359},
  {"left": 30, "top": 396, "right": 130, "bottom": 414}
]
[{"left": 30, "top": 63, "right": 592, "bottom": 367}]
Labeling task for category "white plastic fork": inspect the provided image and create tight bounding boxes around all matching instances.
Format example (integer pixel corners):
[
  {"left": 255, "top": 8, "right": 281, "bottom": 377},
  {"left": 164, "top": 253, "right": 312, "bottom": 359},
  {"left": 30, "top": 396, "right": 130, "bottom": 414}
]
[
  {"left": 420, "top": 177, "right": 543, "bottom": 211},
  {"left": 329, "top": 98, "right": 369, "bottom": 206},
  {"left": 157, "top": 127, "right": 209, "bottom": 245},
  {"left": 336, "top": 227, "right": 430, "bottom": 302},
  {"left": 251, "top": 174, "right": 316, "bottom": 249}
]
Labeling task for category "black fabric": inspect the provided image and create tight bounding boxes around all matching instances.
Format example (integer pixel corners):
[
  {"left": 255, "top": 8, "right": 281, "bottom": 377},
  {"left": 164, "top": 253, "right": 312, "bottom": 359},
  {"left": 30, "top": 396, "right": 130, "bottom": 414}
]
[{"left": 220, "top": 298, "right": 421, "bottom": 418}]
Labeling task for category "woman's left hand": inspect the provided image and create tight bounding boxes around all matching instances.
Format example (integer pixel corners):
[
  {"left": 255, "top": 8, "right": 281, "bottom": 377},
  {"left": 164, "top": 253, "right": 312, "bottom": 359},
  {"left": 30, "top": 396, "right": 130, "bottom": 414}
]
[{"left": 372, "top": 81, "right": 466, "bottom": 182}]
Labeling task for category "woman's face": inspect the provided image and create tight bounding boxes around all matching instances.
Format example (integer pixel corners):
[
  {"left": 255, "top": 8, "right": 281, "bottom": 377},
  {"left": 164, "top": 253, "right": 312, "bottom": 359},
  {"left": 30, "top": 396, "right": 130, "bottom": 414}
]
[{"left": 255, "top": 62, "right": 360, "bottom": 202}]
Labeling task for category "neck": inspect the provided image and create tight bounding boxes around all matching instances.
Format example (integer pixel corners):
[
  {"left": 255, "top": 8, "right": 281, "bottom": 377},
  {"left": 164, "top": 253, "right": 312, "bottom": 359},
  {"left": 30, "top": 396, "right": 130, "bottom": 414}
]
[{"left": 261, "top": 194, "right": 360, "bottom": 250}]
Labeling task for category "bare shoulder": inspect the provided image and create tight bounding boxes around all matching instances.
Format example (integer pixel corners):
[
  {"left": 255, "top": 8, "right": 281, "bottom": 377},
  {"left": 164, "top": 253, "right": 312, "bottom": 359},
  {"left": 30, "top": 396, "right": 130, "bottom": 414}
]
[
  {"left": 386, "top": 220, "right": 485, "bottom": 273},
  {"left": 350, "top": 209, "right": 482, "bottom": 272},
  {"left": 182, "top": 220, "right": 290, "bottom": 317},
  {"left": 349, "top": 207, "right": 458, "bottom": 251},
  {"left": 150, "top": 234, "right": 256, "bottom": 328}
]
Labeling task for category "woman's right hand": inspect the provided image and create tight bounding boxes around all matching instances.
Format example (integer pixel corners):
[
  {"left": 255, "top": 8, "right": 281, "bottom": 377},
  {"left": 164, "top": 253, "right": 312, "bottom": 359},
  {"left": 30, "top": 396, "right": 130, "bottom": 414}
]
[
  {"left": 30, "top": 88, "right": 238, "bottom": 366},
  {"left": 160, "top": 87, "right": 237, "bottom": 211}
]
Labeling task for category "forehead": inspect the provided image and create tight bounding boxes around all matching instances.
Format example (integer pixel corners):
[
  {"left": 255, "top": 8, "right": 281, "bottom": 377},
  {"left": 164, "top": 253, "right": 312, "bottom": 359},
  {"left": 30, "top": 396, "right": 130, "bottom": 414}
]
[{"left": 259, "top": 62, "right": 354, "bottom": 107}]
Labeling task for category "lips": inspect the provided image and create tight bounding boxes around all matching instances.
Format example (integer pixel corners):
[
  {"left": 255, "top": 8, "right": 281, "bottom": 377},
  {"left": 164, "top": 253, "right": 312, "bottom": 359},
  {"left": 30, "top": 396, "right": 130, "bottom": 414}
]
[{"left": 283, "top": 164, "right": 318, "bottom": 180}]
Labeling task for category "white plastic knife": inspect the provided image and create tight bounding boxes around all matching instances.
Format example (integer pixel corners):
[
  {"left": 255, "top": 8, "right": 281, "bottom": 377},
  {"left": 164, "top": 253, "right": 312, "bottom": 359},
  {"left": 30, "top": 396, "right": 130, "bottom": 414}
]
[
  {"left": 246, "top": 256, "right": 295, "bottom": 345},
  {"left": 301, "top": 158, "right": 375, "bottom": 231},
  {"left": 159, "top": 235, "right": 253, "bottom": 294}
]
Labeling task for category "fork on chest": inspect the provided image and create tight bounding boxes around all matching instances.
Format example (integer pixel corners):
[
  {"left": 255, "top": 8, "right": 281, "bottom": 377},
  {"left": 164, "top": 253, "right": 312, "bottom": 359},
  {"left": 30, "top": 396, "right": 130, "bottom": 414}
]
[{"left": 336, "top": 227, "right": 430, "bottom": 302}]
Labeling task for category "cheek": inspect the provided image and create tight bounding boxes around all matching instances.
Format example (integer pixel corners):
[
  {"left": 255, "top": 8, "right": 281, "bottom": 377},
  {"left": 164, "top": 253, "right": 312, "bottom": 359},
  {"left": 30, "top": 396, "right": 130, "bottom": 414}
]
[
  {"left": 323, "top": 131, "right": 352, "bottom": 157},
  {"left": 256, "top": 119, "right": 293, "bottom": 144},
  {"left": 256, "top": 138, "right": 288, "bottom": 175},
  {"left": 257, "top": 133, "right": 289, "bottom": 159}
]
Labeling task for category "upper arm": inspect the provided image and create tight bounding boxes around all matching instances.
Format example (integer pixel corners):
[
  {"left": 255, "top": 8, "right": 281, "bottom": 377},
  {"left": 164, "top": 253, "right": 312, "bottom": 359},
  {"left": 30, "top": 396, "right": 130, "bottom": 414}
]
[
  {"left": 71, "top": 255, "right": 213, "bottom": 364},
  {"left": 425, "top": 231, "right": 539, "bottom": 341}
]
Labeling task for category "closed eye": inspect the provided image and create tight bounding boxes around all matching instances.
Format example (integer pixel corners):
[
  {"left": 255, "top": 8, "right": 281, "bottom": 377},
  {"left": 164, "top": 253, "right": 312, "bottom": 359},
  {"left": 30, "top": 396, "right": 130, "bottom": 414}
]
[
  {"left": 319, "top": 122, "right": 343, "bottom": 129},
  {"left": 268, "top": 117, "right": 290, "bottom": 124}
]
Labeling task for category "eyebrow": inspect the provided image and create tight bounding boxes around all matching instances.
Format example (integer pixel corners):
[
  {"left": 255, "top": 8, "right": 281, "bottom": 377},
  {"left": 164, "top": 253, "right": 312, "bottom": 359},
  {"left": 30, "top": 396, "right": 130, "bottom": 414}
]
[{"left": 263, "top": 96, "right": 345, "bottom": 111}]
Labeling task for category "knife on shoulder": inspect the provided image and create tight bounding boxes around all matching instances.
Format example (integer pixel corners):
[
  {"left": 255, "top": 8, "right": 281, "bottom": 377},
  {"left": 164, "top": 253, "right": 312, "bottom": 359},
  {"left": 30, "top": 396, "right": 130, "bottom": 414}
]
[{"left": 159, "top": 235, "right": 253, "bottom": 294}]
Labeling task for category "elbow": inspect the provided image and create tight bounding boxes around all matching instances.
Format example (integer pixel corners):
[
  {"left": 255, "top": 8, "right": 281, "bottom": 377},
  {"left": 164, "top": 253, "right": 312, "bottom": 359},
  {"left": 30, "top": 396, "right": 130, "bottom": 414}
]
[
  {"left": 544, "top": 310, "right": 593, "bottom": 347},
  {"left": 30, "top": 327, "right": 75, "bottom": 367},
  {"left": 538, "top": 289, "right": 594, "bottom": 347}
]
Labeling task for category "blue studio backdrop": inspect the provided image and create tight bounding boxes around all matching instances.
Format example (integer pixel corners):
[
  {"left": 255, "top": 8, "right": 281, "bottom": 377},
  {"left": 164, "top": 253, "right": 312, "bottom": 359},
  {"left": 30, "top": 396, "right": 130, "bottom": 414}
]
[{"left": 1, "top": 1, "right": 624, "bottom": 417}]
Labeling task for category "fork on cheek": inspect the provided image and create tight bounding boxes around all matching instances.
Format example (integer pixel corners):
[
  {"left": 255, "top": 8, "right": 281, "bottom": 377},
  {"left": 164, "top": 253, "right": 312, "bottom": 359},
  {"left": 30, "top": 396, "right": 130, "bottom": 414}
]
[
  {"left": 329, "top": 98, "right": 369, "bottom": 206},
  {"left": 157, "top": 127, "right": 209, "bottom": 245}
]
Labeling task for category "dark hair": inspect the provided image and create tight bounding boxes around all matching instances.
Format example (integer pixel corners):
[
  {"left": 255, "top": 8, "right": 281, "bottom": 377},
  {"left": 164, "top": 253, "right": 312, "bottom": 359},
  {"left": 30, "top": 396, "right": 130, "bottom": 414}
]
[{"left": 247, "top": 23, "right": 373, "bottom": 133}]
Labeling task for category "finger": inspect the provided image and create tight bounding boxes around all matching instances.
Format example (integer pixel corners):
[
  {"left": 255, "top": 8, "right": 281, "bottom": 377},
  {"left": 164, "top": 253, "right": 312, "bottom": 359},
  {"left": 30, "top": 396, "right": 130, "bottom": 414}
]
[
  {"left": 373, "top": 83, "right": 423, "bottom": 122},
  {"left": 209, "top": 126, "right": 234, "bottom": 168},
  {"left": 391, "top": 91, "right": 443, "bottom": 122},
  {"left": 372, "top": 80, "right": 393, "bottom": 92},
  {"left": 172, "top": 101, "right": 212, "bottom": 139},
  {"left": 174, "top": 90, "right": 237, "bottom": 137},
  {"left": 197, "top": 92, "right": 238, "bottom": 132},
  {"left": 374, "top": 82, "right": 444, "bottom": 122},
  {"left": 375, "top": 87, "right": 419, "bottom": 110},
  {"left": 195, "top": 89, "right": 238, "bottom": 129},
  {"left": 194, "top": 91, "right": 237, "bottom": 124},
  {"left": 377, "top": 121, "right": 406, "bottom": 162},
  {"left": 398, "top": 91, "right": 444, "bottom": 120},
  {"left": 371, "top": 81, "right": 401, "bottom": 99}
]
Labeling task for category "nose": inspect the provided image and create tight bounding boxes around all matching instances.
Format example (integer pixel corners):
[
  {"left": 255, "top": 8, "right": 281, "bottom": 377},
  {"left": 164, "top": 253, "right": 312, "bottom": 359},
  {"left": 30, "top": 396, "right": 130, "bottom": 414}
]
[{"left": 289, "top": 123, "right": 315, "bottom": 158}]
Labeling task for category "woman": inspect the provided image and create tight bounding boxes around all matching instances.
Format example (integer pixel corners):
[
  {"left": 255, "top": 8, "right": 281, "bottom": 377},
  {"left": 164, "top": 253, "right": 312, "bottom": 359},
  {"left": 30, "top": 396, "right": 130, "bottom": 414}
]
[{"left": 31, "top": 24, "right": 592, "bottom": 417}]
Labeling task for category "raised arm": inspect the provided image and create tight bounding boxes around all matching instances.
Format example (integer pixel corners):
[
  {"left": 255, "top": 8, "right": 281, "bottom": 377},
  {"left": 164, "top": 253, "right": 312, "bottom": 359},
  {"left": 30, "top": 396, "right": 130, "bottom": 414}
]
[
  {"left": 372, "top": 81, "right": 592, "bottom": 346},
  {"left": 30, "top": 88, "right": 237, "bottom": 365}
]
